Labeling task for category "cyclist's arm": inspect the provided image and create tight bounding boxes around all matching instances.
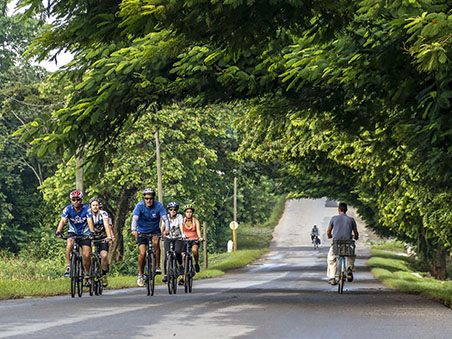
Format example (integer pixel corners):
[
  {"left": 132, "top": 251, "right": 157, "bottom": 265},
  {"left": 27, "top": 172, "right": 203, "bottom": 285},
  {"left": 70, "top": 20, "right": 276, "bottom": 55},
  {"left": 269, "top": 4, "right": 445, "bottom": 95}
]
[
  {"left": 131, "top": 215, "right": 139, "bottom": 232},
  {"left": 103, "top": 215, "right": 113, "bottom": 238},
  {"left": 87, "top": 217, "right": 95, "bottom": 232},
  {"left": 161, "top": 214, "right": 170, "bottom": 232},
  {"left": 195, "top": 219, "right": 202, "bottom": 239},
  {"left": 352, "top": 219, "right": 359, "bottom": 240},
  {"left": 56, "top": 217, "right": 67, "bottom": 233}
]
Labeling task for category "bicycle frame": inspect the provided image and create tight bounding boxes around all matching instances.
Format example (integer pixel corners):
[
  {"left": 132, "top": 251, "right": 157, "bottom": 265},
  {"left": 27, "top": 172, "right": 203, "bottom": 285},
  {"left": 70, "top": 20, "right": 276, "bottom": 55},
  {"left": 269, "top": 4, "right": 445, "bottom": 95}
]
[
  {"left": 139, "top": 233, "right": 160, "bottom": 296},
  {"left": 91, "top": 236, "right": 106, "bottom": 296},
  {"left": 165, "top": 236, "right": 181, "bottom": 295},
  {"left": 62, "top": 234, "right": 89, "bottom": 298}
]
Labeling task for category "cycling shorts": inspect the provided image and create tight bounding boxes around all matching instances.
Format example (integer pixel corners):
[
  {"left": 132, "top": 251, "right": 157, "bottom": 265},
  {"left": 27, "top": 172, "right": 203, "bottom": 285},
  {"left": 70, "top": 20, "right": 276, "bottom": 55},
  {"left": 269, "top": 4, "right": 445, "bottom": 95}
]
[
  {"left": 67, "top": 232, "right": 92, "bottom": 247},
  {"left": 137, "top": 233, "right": 161, "bottom": 246},
  {"left": 93, "top": 241, "right": 109, "bottom": 252}
]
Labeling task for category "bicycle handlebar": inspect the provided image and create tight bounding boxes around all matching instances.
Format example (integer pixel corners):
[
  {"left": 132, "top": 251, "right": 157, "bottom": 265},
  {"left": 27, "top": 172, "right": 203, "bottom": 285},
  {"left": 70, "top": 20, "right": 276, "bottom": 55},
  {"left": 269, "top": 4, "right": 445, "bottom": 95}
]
[{"left": 61, "top": 234, "right": 91, "bottom": 240}]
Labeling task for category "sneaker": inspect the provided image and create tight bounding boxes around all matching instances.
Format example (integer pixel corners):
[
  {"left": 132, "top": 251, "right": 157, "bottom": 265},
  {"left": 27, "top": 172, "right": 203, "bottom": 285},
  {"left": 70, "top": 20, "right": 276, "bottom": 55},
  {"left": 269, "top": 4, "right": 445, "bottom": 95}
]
[
  {"left": 329, "top": 278, "right": 337, "bottom": 285},
  {"left": 195, "top": 263, "right": 200, "bottom": 273},
  {"left": 178, "top": 278, "right": 184, "bottom": 286},
  {"left": 347, "top": 268, "right": 354, "bottom": 282},
  {"left": 155, "top": 266, "right": 162, "bottom": 275},
  {"left": 179, "top": 266, "right": 185, "bottom": 276},
  {"left": 84, "top": 275, "right": 91, "bottom": 287},
  {"left": 64, "top": 265, "right": 71, "bottom": 277},
  {"left": 137, "top": 274, "right": 145, "bottom": 287},
  {"left": 102, "top": 275, "right": 108, "bottom": 287},
  {"left": 162, "top": 275, "right": 168, "bottom": 283}
]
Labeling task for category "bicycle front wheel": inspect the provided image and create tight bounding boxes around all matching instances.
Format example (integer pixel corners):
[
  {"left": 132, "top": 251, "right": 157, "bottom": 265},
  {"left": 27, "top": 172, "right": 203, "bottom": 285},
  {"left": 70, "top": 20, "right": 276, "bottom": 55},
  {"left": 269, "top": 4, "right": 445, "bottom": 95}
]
[
  {"left": 167, "top": 254, "right": 174, "bottom": 295},
  {"left": 76, "top": 256, "right": 83, "bottom": 297},
  {"left": 172, "top": 256, "right": 177, "bottom": 294},
  {"left": 149, "top": 253, "right": 155, "bottom": 296},
  {"left": 70, "top": 253, "right": 76, "bottom": 298},
  {"left": 89, "top": 257, "right": 96, "bottom": 296}
]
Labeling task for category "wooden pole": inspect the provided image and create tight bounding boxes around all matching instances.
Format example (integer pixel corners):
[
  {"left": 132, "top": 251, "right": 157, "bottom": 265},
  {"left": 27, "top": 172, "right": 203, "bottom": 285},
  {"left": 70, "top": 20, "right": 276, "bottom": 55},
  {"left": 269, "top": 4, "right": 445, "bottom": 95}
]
[
  {"left": 75, "top": 155, "right": 84, "bottom": 192},
  {"left": 233, "top": 175, "right": 237, "bottom": 256},
  {"left": 203, "top": 221, "right": 208, "bottom": 268},
  {"left": 155, "top": 129, "right": 164, "bottom": 268},
  {"left": 155, "top": 129, "right": 163, "bottom": 202}
]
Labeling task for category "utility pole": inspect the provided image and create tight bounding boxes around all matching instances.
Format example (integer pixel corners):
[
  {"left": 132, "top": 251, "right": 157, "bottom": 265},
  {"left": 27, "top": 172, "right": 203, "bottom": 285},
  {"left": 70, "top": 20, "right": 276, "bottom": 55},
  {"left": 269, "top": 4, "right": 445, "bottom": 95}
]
[
  {"left": 75, "top": 155, "right": 84, "bottom": 192},
  {"left": 155, "top": 129, "right": 164, "bottom": 268},
  {"left": 203, "top": 221, "right": 208, "bottom": 268},
  {"left": 233, "top": 174, "right": 237, "bottom": 255},
  {"left": 155, "top": 129, "right": 163, "bottom": 202}
]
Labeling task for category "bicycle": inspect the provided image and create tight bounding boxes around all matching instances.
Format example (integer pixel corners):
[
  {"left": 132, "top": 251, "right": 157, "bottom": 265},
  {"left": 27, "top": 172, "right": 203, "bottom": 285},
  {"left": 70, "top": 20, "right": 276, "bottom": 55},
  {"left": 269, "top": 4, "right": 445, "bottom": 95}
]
[
  {"left": 90, "top": 235, "right": 107, "bottom": 296},
  {"left": 139, "top": 233, "right": 160, "bottom": 296},
  {"left": 165, "top": 235, "right": 181, "bottom": 295},
  {"left": 61, "top": 234, "right": 89, "bottom": 298},
  {"left": 182, "top": 239, "right": 200, "bottom": 293},
  {"left": 333, "top": 239, "right": 355, "bottom": 294},
  {"left": 313, "top": 235, "right": 321, "bottom": 249}
]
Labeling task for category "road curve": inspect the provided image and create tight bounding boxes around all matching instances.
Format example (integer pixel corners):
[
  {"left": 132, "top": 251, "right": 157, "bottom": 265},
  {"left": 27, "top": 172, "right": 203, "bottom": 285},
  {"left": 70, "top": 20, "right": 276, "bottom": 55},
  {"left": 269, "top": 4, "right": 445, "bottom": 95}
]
[{"left": 0, "top": 198, "right": 451, "bottom": 339}]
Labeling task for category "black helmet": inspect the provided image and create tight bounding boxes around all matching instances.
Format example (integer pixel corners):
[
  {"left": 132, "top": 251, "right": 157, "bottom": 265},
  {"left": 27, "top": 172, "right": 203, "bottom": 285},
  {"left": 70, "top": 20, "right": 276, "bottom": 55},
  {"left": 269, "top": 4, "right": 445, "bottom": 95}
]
[{"left": 167, "top": 201, "right": 179, "bottom": 210}]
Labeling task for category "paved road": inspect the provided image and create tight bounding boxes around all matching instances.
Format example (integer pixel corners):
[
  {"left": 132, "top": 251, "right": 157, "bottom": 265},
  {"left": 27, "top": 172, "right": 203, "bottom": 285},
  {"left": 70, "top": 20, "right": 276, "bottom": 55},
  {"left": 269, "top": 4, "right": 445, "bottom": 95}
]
[{"left": 1, "top": 199, "right": 452, "bottom": 338}]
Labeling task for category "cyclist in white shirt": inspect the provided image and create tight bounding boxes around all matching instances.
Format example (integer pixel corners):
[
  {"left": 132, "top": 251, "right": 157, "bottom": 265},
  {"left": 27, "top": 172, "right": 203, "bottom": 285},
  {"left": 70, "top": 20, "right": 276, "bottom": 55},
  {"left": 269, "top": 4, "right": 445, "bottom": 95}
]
[{"left": 162, "top": 202, "right": 184, "bottom": 283}]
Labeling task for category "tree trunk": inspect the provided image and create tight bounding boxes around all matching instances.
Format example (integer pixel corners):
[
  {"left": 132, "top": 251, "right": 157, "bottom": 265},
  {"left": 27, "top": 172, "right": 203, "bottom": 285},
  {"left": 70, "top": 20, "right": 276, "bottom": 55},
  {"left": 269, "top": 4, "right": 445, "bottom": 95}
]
[
  {"left": 109, "top": 186, "right": 139, "bottom": 262},
  {"left": 432, "top": 243, "right": 447, "bottom": 280}
]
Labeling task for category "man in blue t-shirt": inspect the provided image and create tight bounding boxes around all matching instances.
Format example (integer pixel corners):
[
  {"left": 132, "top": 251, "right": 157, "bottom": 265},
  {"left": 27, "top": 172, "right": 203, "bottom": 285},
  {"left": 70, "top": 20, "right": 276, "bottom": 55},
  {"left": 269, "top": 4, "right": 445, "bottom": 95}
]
[
  {"left": 55, "top": 190, "right": 94, "bottom": 280},
  {"left": 326, "top": 202, "right": 359, "bottom": 285},
  {"left": 131, "top": 187, "right": 170, "bottom": 287}
]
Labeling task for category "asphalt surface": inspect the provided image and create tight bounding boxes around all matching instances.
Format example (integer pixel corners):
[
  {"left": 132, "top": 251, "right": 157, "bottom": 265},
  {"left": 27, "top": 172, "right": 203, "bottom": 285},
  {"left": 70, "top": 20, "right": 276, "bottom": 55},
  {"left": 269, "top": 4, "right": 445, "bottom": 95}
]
[{"left": 1, "top": 198, "right": 452, "bottom": 339}]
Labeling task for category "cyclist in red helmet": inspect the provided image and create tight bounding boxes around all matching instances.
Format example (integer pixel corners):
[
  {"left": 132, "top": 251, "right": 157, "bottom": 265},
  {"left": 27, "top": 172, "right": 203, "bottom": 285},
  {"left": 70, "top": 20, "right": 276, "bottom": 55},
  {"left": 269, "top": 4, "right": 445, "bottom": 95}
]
[{"left": 55, "top": 190, "right": 95, "bottom": 284}]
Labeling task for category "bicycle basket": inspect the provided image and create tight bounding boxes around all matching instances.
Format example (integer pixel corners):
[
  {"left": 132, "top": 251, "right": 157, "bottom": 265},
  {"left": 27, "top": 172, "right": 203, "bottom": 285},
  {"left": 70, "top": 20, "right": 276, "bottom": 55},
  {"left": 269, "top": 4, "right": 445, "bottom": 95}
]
[{"left": 332, "top": 240, "right": 355, "bottom": 256}]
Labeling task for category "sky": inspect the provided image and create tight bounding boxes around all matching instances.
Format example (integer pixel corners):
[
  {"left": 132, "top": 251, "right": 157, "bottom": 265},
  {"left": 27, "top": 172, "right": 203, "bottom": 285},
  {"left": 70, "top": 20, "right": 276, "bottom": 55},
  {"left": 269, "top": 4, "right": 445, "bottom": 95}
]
[{"left": 7, "top": 1, "right": 73, "bottom": 72}]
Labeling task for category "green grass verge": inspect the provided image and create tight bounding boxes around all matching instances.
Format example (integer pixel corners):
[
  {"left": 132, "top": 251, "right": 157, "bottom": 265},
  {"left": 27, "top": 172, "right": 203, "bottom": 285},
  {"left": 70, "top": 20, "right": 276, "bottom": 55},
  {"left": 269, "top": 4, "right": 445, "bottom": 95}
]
[{"left": 369, "top": 244, "right": 452, "bottom": 307}]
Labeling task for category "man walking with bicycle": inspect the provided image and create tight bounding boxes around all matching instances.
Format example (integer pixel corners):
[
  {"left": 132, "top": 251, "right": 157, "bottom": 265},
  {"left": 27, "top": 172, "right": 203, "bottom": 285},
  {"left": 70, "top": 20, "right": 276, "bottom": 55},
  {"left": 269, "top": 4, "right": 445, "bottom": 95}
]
[
  {"left": 131, "top": 188, "right": 170, "bottom": 287},
  {"left": 326, "top": 202, "right": 359, "bottom": 285}
]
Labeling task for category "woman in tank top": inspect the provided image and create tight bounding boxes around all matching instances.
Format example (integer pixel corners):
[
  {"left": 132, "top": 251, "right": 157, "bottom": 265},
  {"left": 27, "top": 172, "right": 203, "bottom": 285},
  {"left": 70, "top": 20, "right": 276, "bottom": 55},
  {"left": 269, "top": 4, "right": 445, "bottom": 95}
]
[{"left": 182, "top": 204, "right": 202, "bottom": 277}]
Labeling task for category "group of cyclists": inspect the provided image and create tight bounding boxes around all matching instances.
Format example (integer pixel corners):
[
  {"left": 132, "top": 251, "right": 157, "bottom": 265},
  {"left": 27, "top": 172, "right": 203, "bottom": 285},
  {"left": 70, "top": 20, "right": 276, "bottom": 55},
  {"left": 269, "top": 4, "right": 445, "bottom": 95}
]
[{"left": 55, "top": 187, "right": 203, "bottom": 290}]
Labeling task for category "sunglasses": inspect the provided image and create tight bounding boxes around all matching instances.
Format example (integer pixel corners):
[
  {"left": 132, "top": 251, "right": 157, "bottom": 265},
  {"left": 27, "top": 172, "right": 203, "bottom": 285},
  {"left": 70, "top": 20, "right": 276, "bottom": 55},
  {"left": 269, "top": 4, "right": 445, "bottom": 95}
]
[
  {"left": 168, "top": 208, "right": 176, "bottom": 211},
  {"left": 71, "top": 198, "right": 81, "bottom": 202},
  {"left": 144, "top": 197, "right": 154, "bottom": 201}
]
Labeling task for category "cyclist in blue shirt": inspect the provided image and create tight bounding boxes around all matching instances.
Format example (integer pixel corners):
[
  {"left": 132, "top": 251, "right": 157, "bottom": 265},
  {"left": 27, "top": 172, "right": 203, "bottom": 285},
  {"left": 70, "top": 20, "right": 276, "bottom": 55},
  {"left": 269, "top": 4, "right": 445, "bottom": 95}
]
[
  {"left": 55, "top": 190, "right": 95, "bottom": 283},
  {"left": 131, "top": 187, "right": 170, "bottom": 287}
]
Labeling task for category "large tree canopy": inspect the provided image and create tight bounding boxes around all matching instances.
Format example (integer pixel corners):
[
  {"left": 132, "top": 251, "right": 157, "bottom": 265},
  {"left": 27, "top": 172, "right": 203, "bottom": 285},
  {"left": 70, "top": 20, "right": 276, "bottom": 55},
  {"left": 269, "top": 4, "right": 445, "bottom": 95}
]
[{"left": 16, "top": 0, "right": 452, "bottom": 276}]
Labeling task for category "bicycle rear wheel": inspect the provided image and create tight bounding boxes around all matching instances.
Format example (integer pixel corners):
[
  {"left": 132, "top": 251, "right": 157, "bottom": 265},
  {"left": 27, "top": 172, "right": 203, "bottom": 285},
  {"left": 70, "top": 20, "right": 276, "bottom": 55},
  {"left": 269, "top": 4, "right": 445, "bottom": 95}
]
[
  {"left": 76, "top": 256, "right": 83, "bottom": 297},
  {"left": 70, "top": 253, "right": 76, "bottom": 298},
  {"left": 338, "top": 257, "right": 345, "bottom": 294}
]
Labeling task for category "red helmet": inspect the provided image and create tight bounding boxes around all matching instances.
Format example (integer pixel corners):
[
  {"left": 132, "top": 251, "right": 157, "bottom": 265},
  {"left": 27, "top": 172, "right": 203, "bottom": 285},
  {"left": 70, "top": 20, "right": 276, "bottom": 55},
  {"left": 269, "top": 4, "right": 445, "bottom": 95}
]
[{"left": 69, "top": 190, "right": 83, "bottom": 199}]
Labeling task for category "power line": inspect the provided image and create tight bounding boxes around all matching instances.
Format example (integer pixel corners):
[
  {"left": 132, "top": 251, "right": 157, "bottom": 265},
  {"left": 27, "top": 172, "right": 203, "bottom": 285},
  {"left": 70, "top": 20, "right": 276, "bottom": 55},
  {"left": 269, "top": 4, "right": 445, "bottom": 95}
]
[{"left": 0, "top": 90, "right": 67, "bottom": 108}]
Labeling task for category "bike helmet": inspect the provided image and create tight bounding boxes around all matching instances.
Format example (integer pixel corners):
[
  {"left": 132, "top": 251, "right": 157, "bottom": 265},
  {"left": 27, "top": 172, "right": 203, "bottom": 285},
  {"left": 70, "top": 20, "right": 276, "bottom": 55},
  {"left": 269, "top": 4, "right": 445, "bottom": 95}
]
[
  {"left": 89, "top": 197, "right": 101, "bottom": 205},
  {"left": 183, "top": 204, "right": 194, "bottom": 212},
  {"left": 167, "top": 201, "right": 179, "bottom": 210},
  {"left": 143, "top": 187, "right": 155, "bottom": 196},
  {"left": 69, "top": 190, "right": 83, "bottom": 199}
]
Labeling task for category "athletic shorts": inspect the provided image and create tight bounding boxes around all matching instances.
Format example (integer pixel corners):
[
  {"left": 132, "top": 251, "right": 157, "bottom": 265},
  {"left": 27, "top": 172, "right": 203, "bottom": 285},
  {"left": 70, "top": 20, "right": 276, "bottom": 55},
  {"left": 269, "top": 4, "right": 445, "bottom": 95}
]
[
  {"left": 67, "top": 232, "right": 92, "bottom": 247},
  {"left": 137, "top": 232, "right": 161, "bottom": 246}
]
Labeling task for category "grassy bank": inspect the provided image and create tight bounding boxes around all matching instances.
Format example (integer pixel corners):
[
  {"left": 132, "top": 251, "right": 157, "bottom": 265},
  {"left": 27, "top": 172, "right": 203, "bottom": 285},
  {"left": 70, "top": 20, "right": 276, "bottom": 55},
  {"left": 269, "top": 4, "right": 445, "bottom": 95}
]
[
  {"left": 0, "top": 196, "right": 286, "bottom": 300},
  {"left": 369, "top": 241, "right": 452, "bottom": 307}
]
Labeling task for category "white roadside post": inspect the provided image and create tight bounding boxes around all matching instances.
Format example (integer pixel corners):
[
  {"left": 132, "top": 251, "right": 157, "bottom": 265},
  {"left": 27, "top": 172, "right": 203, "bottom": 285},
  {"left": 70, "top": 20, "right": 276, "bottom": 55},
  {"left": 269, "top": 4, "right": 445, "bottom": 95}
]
[{"left": 229, "top": 221, "right": 238, "bottom": 256}]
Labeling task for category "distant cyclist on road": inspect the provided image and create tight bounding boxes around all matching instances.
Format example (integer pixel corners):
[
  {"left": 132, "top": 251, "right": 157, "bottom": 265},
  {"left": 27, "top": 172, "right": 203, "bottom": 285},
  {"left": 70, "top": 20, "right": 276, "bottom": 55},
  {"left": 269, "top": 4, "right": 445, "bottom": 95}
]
[
  {"left": 326, "top": 202, "right": 359, "bottom": 285},
  {"left": 55, "top": 190, "right": 94, "bottom": 285},
  {"left": 311, "top": 225, "right": 319, "bottom": 243},
  {"left": 180, "top": 204, "right": 202, "bottom": 286},
  {"left": 88, "top": 197, "right": 114, "bottom": 287},
  {"left": 131, "top": 188, "right": 170, "bottom": 287},
  {"left": 162, "top": 201, "right": 184, "bottom": 283}
]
